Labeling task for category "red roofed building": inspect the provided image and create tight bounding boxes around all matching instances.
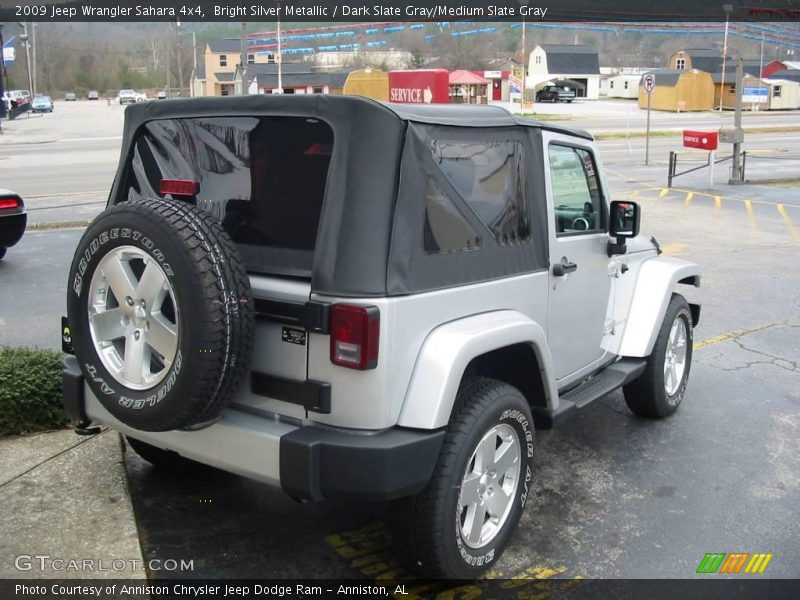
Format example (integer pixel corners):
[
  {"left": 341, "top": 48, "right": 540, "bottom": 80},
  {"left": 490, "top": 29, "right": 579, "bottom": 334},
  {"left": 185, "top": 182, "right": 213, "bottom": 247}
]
[{"left": 449, "top": 70, "right": 490, "bottom": 104}]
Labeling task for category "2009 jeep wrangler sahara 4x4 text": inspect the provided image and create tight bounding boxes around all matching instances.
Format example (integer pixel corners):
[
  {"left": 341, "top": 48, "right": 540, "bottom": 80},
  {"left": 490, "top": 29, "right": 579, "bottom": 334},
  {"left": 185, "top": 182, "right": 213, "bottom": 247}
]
[{"left": 62, "top": 95, "right": 700, "bottom": 579}]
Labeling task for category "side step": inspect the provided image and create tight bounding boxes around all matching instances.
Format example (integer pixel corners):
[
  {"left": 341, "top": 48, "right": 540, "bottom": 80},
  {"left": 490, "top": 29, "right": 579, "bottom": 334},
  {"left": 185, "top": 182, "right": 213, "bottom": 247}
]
[{"left": 532, "top": 358, "right": 646, "bottom": 429}]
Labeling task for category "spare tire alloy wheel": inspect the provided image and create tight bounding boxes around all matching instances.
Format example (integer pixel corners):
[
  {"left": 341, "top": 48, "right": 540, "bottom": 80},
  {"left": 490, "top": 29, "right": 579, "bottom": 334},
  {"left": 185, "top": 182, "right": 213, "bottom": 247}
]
[
  {"left": 89, "top": 246, "right": 179, "bottom": 391},
  {"left": 68, "top": 198, "right": 254, "bottom": 432}
]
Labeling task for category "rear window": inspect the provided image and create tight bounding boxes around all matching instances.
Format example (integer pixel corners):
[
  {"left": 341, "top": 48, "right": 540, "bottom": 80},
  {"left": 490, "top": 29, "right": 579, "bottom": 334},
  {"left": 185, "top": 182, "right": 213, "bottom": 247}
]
[{"left": 124, "top": 116, "right": 334, "bottom": 278}]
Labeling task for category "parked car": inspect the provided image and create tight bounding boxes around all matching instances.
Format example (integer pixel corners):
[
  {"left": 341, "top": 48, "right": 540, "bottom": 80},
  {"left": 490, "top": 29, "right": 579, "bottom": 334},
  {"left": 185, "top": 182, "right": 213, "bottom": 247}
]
[
  {"left": 118, "top": 89, "right": 137, "bottom": 105},
  {"left": 65, "top": 92, "right": 77, "bottom": 101},
  {"left": 135, "top": 92, "right": 147, "bottom": 102},
  {"left": 32, "top": 95, "right": 54, "bottom": 113},
  {"left": 87, "top": 90, "right": 99, "bottom": 100},
  {"left": 0, "top": 189, "right": 27, "bottom": 261},
  {"left": 157, "top": 90, "right": 167, "bottom": 100},
  {"left": 536, "top": 85, "right": 577, "bottom": 103},
  {"left": 61, "top": 96, "right": 700, "bottom": 580},
  {"left": 7, "top": 90, "right": 31, "bottom": 108}
]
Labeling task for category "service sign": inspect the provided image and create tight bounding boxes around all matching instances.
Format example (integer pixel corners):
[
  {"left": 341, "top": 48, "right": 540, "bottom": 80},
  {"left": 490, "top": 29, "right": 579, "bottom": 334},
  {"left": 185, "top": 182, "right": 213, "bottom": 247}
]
[
  {"left": 683, "top": 130, "right": 718, "bottom": 151},
  {"left": 388, "top": 70, "right": 449, "bottom": 104}
]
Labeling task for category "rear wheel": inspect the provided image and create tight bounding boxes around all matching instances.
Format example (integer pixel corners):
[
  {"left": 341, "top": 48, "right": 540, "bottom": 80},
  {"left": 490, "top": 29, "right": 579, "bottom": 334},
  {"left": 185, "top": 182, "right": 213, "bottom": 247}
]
[
  {"left": 0, "top": 248, "right": 6, "bottom": 260},
  {"left": 624, "top": 294, "right": 693, "bottom": 418},
  {"left": 396, "top": 378, "right": 535, "bottom": 579}
]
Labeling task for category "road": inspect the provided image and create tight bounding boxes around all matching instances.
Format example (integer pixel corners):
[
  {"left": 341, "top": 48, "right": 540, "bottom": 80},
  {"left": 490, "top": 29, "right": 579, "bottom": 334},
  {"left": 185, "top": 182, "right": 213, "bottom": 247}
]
[{"left": 0, "top": 228, "right": 82, "bottom": 350}]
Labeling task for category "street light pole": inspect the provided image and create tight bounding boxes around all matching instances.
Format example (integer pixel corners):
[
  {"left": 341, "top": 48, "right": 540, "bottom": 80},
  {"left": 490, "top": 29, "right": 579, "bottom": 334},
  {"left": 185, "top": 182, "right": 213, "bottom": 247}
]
[
  {"left": 719, "top": 4, "right": 732, "bottom": 112},
  {"left": 176, "top": 19, "right": 184, "bottom": 97},
  {"left": 276, "top": 0, "right": 283, "bottom": 94}
]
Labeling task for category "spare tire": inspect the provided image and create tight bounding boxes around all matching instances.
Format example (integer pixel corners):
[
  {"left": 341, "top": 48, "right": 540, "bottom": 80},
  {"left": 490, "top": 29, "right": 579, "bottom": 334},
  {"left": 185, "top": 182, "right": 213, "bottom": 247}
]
[{"left": 67, "top": 198, "right": 254, "bottom": 432}]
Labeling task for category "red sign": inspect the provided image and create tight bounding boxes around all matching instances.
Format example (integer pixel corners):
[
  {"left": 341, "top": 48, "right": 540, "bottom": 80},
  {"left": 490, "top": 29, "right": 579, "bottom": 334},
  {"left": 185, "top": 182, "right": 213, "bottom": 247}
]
[
  {"left": 388, "top": 69, "right": 450, "bottom": 104},
  {"left": 683, "top": 130, "right": 718, "bottom": 150}
]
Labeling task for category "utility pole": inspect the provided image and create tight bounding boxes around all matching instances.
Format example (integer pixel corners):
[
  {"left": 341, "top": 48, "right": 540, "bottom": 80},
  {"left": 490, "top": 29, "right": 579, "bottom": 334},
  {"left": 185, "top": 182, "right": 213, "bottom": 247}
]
[
  {"left": 518, "top": 0, "right": 528, "bottom": 110},
  {"left": 239, "top": 22, "right": 247, "bottom": 96},
  {"left": 729, "top": 58, "right": 744, "bottom": 183},
  {"left": 31, "top": 23, "right": 36, "bottom": 96},
  {"left": 0, "top": 24, "right": 6, "bottom": 131},
  {"left": 20, "top": 23, "right": 33, "bottom": 98},
  {"left": 192, "top": 29, "right": 197, "bottom": 97}
]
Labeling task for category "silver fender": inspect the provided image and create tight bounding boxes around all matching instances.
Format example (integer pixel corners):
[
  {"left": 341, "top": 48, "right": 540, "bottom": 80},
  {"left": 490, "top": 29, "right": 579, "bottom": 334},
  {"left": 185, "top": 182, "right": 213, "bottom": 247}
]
[
  {"left": 617, "top": 256, "right": 700, "bottom": 358},
  {"left": 396, "top": 310, "right": 558, "bottom": 430}
]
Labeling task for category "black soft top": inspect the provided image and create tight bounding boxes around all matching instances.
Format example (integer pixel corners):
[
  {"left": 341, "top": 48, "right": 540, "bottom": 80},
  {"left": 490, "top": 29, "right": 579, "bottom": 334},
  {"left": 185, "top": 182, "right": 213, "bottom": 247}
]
[
  {"left": 112, "top": 95, "right": 591, "bottom": 296},
  {"left": 118, "top": 93, "right": 592, "bottom": 141}
]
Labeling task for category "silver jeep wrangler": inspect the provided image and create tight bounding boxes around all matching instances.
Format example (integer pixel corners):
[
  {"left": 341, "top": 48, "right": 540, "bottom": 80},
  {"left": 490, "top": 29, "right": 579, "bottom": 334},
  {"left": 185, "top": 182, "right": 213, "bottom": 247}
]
[{"left": 62, "top": 95, "right": 700, "bottom": 579}]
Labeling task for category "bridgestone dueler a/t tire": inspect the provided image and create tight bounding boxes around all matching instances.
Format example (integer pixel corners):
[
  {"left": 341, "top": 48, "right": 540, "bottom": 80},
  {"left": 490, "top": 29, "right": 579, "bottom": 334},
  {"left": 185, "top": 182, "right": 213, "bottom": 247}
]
[
  {"left": 396, "top": 378, "right": 535, "bottom": 580},
  {"left": 67, "top": 198, "right": 254, "bottom": 432},
  {"left": 623, "top": 294, "right": 693, "bottom": 419}
]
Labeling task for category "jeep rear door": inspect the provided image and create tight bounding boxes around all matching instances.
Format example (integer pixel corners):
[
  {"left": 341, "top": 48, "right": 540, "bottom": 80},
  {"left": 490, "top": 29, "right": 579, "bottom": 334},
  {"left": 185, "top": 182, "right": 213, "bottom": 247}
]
[{"left": 122, "top": 115, "right": 335, "bottom": 420}]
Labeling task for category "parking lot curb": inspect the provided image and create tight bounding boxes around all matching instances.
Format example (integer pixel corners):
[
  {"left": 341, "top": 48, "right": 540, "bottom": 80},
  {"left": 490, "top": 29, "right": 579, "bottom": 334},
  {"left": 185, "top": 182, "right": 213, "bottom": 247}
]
[{"left": 28, "top": 220, "right": 91, "bottom": 231}]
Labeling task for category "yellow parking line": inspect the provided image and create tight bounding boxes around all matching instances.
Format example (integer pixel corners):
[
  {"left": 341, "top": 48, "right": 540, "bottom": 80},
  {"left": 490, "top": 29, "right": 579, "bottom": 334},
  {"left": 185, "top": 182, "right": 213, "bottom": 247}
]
[
  {"left": 659, "top": 188, "right": 669, "bottom": 198},
  {"left": 776, "top": 204, "right": 800, "bottom": 240},
  {"left": 694, "top": 320, "right": 789, "bottom": 350},
  {"left": 684, "top": 192, "right": 694, "bottom": 205},
  {"left": 714, "top": 196, "right": 722, "bottom": 211},
  {"left": 744, "top": 200, "right": 757, "bottom": 232}
]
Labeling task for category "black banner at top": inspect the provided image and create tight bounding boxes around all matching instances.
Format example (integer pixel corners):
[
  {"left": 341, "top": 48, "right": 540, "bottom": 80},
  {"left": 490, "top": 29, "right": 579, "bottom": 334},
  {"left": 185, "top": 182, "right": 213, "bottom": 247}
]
[{"left": 2, "top": 0, "right": 800, "bottom": 22}]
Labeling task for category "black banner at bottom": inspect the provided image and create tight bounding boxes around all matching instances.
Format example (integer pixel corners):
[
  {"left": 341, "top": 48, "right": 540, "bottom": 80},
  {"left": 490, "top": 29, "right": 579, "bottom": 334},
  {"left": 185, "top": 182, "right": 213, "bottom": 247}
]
[{"left": 2, "top": 579, "right": 800, "bottom": 600}]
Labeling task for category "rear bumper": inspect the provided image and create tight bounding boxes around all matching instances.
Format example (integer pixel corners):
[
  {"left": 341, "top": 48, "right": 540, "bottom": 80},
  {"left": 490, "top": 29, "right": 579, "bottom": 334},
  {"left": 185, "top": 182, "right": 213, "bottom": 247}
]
[
  {"left": 62, "top": 356, "right": 444, "bottom": 502},
  {"left": 0, "top": 212, "right": 27, "bottom": 248}
]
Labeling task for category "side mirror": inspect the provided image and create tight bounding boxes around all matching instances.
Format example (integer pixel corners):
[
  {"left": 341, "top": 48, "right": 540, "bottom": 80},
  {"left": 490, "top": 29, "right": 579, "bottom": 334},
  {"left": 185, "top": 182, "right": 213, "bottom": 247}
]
[{"left": 608, "top": 201, "right": 641, "bottom": 256}]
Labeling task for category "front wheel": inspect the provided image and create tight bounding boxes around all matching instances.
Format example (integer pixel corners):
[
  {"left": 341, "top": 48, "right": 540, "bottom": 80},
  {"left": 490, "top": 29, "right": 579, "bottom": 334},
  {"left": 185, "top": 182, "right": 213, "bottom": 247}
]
[
  {"left": 624, "top": 294, "right": 694, "bottom": 418},
  {"left": 396, "top": 378, "right": 535, "bottom": 579}
]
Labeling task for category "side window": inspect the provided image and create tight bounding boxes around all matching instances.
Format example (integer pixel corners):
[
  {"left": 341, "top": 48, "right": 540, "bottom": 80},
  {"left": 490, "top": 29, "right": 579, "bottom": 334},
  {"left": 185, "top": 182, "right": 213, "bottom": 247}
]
[
  {"left": 430, "top": 140, "right": 530, "bottom": 246},
  {"left": 423, "top": 178, "right": 482, "bottom": 254},
  {"left": 548, "top": 144, "right": 604, "bottom": 235}
]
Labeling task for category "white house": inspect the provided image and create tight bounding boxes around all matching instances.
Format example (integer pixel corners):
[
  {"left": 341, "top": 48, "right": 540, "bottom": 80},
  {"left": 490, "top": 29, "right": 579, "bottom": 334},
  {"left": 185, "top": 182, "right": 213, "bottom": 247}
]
[{"left": 527, "top": 44, "right": 601, "bottom": 100}]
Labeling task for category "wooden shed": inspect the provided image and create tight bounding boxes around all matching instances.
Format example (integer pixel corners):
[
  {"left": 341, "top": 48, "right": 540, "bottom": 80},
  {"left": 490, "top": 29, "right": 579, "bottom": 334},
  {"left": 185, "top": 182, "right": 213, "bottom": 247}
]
[
  {"left": 764, "top": 78, "right": 800, "bottom": 110},
  {"left": 606, "top": 74, "right": 642, "bottom": 99},
  {"left": 638, "top": 69, "right": 714, "bottom": 112},
  {"left": 342, "top": 68, "right": 389, "bottom": 102},
  {"left": 714, "top": 74, "right": 770, "bottom": 110}
]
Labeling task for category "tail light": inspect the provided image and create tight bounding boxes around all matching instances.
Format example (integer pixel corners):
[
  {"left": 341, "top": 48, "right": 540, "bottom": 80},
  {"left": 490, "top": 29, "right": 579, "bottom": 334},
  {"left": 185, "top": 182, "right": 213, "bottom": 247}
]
[
  {"left": 160, "top": 179, "right": 199, "bottom": 197},
  {"left": 0, "top": 196, "right": 22, "bottom": 210},
  {"left": 330, "top": 304, "right": 380, "bottom": 370}
]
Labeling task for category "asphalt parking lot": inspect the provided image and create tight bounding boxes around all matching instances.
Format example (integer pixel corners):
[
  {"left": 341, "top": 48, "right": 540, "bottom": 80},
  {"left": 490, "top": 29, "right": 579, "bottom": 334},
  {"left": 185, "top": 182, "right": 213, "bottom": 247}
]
[
  {"left": 122, "top": 178, "right": 800, "bottom": 584},
  {"left": 1, "top": 99, "right": 799, "bottom": 586}
]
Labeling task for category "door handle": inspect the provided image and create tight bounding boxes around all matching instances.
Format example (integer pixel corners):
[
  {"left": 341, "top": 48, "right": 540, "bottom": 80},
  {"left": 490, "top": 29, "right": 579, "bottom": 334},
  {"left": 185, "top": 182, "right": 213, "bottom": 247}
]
[{"left": 553, "top": 259, "right": 578, "bottom": 277}]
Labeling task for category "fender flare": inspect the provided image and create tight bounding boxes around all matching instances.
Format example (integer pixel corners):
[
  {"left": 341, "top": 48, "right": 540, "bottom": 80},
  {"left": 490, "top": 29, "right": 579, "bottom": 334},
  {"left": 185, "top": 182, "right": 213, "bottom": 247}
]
[
  {"left": 396, "top": 310, "right": 558, "bottom": 430},
  {"left": 618, "top": 256, "right": 701, "bottom": 358}
]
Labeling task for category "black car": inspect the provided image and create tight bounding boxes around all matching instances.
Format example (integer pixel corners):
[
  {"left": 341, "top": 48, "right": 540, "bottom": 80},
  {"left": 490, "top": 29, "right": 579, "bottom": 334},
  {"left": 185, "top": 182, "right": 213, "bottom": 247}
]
[
  {"left": 0, "top": 189, "right": 27, "bottom": 261},
  {"left": 536, "top": 85, "right": 576, "bottom": 103}
]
